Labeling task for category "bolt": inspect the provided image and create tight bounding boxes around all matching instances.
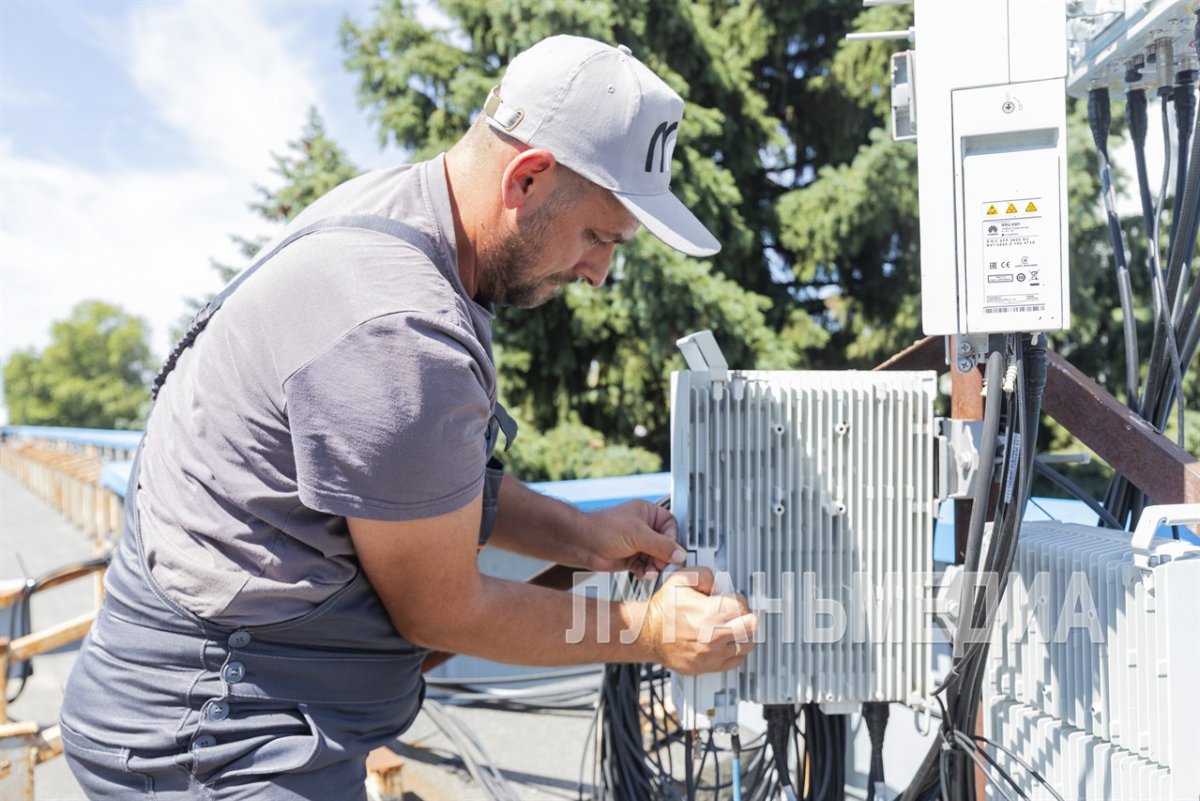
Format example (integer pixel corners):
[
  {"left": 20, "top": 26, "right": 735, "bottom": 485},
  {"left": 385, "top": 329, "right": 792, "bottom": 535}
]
[
  {"left": 957, "top": 356, "right": 975, "bottom": 373},
  {"left": 957, "top": 340, "right": 972, "bottom": 355}
]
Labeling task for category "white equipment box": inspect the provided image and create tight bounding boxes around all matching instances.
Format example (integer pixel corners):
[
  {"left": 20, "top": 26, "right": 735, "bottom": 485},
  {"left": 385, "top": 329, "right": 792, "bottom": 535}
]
[
  {"left": 910, "top": 0, "right": 1071, "bottom": 336},
  {"left": 984, "top": 519, "right": 1200, "bottom": 800},
  {"left": 668, "top": 337, "right": 940, "bottom": 729}
]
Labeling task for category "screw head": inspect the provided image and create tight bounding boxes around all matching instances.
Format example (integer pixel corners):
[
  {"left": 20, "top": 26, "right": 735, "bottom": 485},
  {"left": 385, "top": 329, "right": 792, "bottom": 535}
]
[
  {"left": 957, "top": 357, "right": 975, "bottom": 373},
  {"left": 1001, "top": 100, "right": 1016, "bottom": 113}
]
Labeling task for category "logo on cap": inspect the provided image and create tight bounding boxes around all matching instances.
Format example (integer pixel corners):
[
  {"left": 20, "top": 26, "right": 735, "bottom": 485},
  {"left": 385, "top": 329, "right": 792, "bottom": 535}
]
[{"left": 645, "top": 120, "right": 679, "bottom": 173}]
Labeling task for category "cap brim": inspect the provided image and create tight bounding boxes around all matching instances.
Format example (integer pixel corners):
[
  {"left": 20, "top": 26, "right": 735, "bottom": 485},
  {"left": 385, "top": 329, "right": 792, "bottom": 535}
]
[{"left": 614, "top": 191, "right": 720, "bottom": 257}]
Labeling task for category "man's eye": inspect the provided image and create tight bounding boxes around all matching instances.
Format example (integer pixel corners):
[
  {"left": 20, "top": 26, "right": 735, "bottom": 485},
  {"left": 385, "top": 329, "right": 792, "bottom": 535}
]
[{"left": 586, "top": 229, "right": 608, "bottom": 247}]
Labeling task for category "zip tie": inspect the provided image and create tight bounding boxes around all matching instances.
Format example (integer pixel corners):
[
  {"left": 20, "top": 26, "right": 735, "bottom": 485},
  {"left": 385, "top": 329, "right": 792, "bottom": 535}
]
[{"left": 1002, "top": 359, "right": 1018, "bottom": 394}]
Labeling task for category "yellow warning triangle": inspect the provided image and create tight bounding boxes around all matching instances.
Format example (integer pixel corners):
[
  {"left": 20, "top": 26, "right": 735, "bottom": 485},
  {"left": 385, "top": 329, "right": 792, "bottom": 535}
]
[
  {"left": 986, "top": 205, "right": 998, "bottom": 215},
  {"left": 1025, "top": 201, "right": 1038, "bottom": 213},
  {"left": 1005, "top": 203, "right": 1019, "bottom": 214}
]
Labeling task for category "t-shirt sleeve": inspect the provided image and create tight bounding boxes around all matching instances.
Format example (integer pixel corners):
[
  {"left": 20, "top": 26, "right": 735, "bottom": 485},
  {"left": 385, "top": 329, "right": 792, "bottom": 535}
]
[{"left": 283, "top": 311, "right": 492, "bottom": 521}]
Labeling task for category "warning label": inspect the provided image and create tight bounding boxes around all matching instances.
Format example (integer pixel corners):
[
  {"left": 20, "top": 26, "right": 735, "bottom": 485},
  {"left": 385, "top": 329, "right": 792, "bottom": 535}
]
[{"left": 980, "top": 198, "right": 1047, "bottom": 314}]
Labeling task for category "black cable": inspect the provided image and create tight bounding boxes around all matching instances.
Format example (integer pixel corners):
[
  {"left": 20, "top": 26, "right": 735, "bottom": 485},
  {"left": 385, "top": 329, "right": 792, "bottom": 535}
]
[
  {"left": 831, "top": 713, "right": 846, "bottom": 801},
  {"left": 1094, "top": 87, "right": 1141, "bottom": 407},
  {"left": 862, "top": 703, "right": 889, "bottom": 801},
  {"left": 1128, "top": 87, "right": 1157, "bottom": 246},
  {"left": 1150, "top": 98, "right": 1188, "bottom": 448},
  {"left": 950, "top": 732, "right": 1022, "bottom": 801},
  {"left": 954, "top": 351, "right": 1005, "bottom": 640},
  {"left": 1033, "top": 458, "right": 1124, "bottom": 529},
  {"left": 764, "top": 704, "right": 796, "bottom": 798},
  {"left": 1166, "top": 10, "right": 1200, "bottom": 299},
  {"left": 1169, "top": 69, "right": 1197, "bottom": 277},
  {"left": 967, "top": 734, "right": 1066, "bottom": 801},
  {"left": 685, "top": 730, "right": 696, "bottom": 800}
]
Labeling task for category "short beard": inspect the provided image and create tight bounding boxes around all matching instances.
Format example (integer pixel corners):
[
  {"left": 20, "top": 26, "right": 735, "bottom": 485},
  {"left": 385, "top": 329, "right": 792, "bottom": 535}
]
[
  {"left": 475, "top": 181, "right": 585, "bottom": 309},
  {"left": 475, "top": 209, "right": 557, "bottom": 309}
]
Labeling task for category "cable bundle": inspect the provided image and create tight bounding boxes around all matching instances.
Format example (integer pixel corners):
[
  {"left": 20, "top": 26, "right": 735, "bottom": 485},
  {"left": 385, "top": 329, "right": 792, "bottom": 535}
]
[
  {"left": 1100, "top": 13, "right": 1200, "bottom": 528},
  {"left": 898, "top": 335, "right": 1050, "bottom": 801}
]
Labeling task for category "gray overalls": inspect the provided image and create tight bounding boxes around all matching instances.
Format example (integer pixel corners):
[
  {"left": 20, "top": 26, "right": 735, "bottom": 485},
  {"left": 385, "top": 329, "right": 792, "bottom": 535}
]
[{"left": 60, "top": 215, "right": 514, "bottom": 800}]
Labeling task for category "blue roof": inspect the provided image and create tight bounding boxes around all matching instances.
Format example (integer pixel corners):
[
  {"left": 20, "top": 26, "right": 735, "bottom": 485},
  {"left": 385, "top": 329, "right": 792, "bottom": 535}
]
[
  {"left": 527, "top": 472, "right": 671, "bottom": 512},
  {"left": 4, "top": 425, "right": 142, "bottom": 451},
  {"left": 100, "top": 460, "right": 134, "bottom": 495}
]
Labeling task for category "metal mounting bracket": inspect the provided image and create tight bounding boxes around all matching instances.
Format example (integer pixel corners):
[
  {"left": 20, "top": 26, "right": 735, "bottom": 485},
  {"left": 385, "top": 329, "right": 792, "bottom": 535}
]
[{"left": 936, "top": 417, "right": 981, "bottom": 500}]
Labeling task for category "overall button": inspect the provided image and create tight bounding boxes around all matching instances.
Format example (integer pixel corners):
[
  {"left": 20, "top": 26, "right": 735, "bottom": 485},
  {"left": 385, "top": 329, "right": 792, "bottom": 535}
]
[
  {"left": 192, "top": 735, "right": 216, "bottom": 751},
  {"left": 205, "top": 701, "right": 230, "bottom": 722},
  {"left": 222, "top": 661, "right": 246, "bottom": 683},
  {"left": 228, "top": 630, "right": 251, "bottom": 648}
]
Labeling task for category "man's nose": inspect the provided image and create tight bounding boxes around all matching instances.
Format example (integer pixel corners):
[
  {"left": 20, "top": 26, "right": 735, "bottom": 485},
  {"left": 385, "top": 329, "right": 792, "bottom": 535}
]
[{"left": 576, "top": 244, "right": 616, "bottom": 287}]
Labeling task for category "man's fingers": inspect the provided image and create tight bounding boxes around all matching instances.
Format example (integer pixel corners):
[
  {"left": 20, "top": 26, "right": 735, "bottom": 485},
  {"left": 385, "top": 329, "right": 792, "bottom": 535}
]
[
  {"left": 719, "top": 652, "right": 749, "bottom": 672},
  {"left": 724, "top": 611, "right": 758, "bottom": 643},
  {"left": 675, "top": 565, "right": 714, "bottom": 595},
  {"left": 639, "top": 529, "right": 686, "bottom": 567},
  {"left": 644, "top": 502, "right": 678, "bottom": 538},
  {"left": 706, "top": 615, "right": 758, "bottom": 648}
]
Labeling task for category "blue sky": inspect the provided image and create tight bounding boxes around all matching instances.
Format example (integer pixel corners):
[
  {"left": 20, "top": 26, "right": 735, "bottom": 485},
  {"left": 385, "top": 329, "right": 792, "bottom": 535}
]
[{"left": 0, "top": 0, "right": 420, "bottom": 359}]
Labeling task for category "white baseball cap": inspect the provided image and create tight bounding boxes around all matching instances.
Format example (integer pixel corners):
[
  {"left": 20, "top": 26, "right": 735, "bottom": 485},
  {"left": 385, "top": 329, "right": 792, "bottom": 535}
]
[{"left": 483, "top": 35, "right": 720, "bottom": 257}]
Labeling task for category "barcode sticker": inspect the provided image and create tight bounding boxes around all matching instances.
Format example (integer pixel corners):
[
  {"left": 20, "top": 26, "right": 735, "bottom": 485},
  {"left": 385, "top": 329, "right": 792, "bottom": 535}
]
[{"left": 984, "top": 304, "right": 1045, "bottom": 314}]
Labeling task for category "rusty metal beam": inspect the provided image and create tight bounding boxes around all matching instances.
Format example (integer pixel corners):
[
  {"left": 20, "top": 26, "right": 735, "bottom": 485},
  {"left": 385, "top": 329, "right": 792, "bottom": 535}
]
[
  {"left": 1044, "top": 351, "right": 1200, "bottom": 505},
  {"left": 873, "top": 335, "right": 946, "bottom": 373}
]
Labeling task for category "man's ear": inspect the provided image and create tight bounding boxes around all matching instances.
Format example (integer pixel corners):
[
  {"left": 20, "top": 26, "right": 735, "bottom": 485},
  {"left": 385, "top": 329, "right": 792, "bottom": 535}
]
[{"left": 499, "top": 148, "right": 559, "bottom": 213}]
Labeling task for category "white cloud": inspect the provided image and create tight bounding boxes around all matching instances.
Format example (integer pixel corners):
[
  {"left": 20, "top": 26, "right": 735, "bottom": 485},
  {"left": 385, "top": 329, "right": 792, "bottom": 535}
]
[
  {"left": 1, "top": 0, "right": 328, "bottom": 360},
  {"left": 122, "top": 1, "right": 319, "bottom": 176}
]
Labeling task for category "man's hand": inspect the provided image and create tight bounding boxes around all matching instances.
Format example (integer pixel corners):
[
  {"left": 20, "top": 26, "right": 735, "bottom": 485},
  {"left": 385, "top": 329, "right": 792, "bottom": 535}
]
[
  {"left": 585, "top": 500, "right": 685, "bottom": 577},
  {"left": 639, "top": 567, "right": 757, "bottom": 675}
]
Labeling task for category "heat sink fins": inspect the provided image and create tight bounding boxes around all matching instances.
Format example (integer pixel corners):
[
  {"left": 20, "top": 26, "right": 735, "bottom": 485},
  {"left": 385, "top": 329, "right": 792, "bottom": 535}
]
[{"left": 670, "top": 369, "right": 939, "bottom": 723}]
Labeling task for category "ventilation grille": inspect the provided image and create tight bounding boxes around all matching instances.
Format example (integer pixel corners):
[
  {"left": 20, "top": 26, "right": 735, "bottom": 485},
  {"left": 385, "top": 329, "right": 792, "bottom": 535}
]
[
  {"left": 984, "top": 522, "right": 1200, "bottom": 800},
  {"left": 670, "top": 369, "right": 939, "bottom": 713}
]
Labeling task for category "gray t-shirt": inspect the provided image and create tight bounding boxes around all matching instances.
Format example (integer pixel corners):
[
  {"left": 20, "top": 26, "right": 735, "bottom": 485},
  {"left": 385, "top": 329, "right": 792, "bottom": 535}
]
[{"left": 139, "top": 155, "right": 496, "bottom": 625}]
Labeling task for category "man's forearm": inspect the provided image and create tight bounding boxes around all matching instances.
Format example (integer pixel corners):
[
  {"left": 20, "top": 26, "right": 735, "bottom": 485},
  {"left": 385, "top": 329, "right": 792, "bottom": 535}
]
[
  {"left": 409, "top": 574, "right": 654, "bottom": 666},
  {"left": 487, "top": 475, "right": 599, "bottom": 568}
]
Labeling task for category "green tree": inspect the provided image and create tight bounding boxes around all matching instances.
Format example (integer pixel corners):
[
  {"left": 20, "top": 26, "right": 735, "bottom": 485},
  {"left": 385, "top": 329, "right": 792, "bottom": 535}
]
[
  {"left": 253, "top": 107, "right": 361, "bottom": 225},
  {"left": 3, "top": 301, "right": 154, "bottom": 429}
]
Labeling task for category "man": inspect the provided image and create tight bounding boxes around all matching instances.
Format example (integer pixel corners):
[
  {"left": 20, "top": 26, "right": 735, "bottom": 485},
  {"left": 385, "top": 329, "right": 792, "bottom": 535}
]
[{"left": 61, "top": 34, "right": 755, "bottom": 799}]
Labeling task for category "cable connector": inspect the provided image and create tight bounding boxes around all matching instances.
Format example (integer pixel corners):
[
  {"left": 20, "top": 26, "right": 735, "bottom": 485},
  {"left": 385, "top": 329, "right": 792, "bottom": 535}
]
[
  {"left": 1175, "top": 70, "right": 1197, "bottom": 138},
  {"left": 1127, "top": 87, "right": 1149, "bottom": 147},
  {"left": 1156, "top": 39, "right": 1175, "bottom": 97},
  {"left": 1087, "top": 87, "right": 1112, "bottom": 157},
  {"left": 1002, "top": 358, "right": 1018, "bottom": 394}
]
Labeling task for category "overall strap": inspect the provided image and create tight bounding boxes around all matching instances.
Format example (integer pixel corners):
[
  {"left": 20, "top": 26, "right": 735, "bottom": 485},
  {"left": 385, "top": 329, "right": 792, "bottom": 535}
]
[
  {"left": 493, "top": 402, "right": 519, "bottom": 451},
  {"left": 152, "top": 215, "right": 441, "bottom": 399}
]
